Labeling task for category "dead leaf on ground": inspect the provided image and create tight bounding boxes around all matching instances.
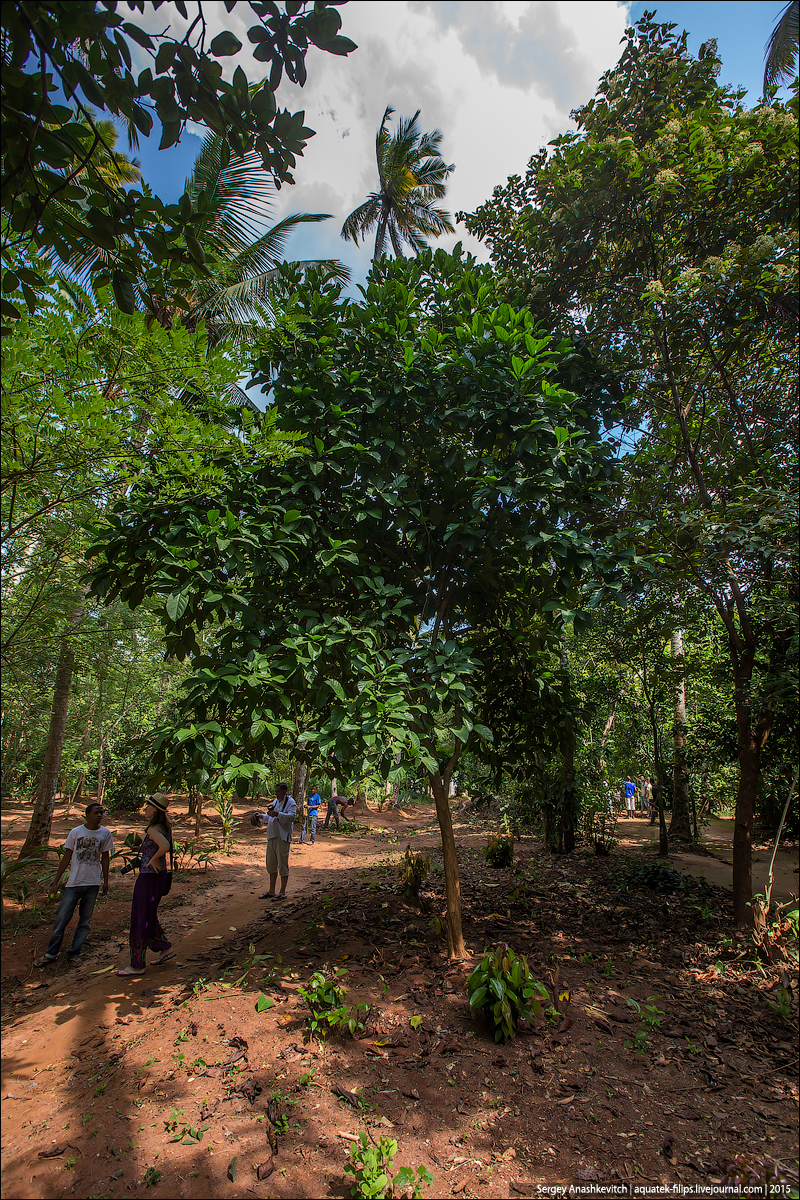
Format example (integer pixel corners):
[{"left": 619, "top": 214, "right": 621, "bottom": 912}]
[
  {"left": 334, "top": 1085, "right": 362, "bottom": 1107},
  {"left": 256, "top": 1154, "right": 274, "bottom": 1180}
]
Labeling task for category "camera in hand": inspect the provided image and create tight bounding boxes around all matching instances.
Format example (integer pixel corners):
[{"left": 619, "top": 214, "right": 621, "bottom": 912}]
[{"left": 120, "top": 857, "right": 141, "bottom": 875}]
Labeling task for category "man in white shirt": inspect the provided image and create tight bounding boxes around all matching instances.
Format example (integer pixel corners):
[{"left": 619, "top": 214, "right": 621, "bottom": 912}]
[
  {"left": 34, "top": 803, "right": 114, "bottom": 966},
  {"left": 258, "top": 783, "right": 296, "bottom": 901}
]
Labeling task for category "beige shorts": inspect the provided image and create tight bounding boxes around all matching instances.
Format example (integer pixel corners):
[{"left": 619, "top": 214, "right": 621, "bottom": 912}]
[{"left": 266, "top": 836, "right": 290, "bottom": 877}]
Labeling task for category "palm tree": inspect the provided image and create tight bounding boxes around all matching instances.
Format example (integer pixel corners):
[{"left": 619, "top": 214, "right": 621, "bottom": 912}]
[
  {"left": 763, "top": 0, "right": 799, "bottom": 93},
  {"left": 341, "top": 106, "right": 454, "bottom": 259},
  {"left": 58, "top": 127, "right": 348, "bottom": 350},
  {"left": 150, "top": 132, "right": 348, "bottom": 347}
]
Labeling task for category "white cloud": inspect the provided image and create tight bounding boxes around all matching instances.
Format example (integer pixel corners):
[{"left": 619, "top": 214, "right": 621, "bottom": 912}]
[
  {"left": 267, "top": 1, "right": 630, "bottom": 267},
  {"left": 129, "top": 1, "right": 631, "bottom": 275}
]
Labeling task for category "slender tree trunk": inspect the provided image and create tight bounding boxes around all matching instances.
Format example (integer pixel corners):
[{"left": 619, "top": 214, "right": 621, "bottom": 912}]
[
  {"left": 292, "top": 762, "right": 307, "bottom": 825},
  {"left": 96, "top": 737, "right": 105, "bottom": 807},
  {"left": 669, "top": 629, "right": 692, "bottom": 840},
  {"left": 68, "top": 685, "right": 96, "bottom": 813},
  {"left": 20, "top": 607, "right": 82, "bottom": 856},
  {"left": 195, "top": 792, "right": 205, "bottom": 837},
  {"left": 430, "top": 759, "right": 466, "bottom": 959}
]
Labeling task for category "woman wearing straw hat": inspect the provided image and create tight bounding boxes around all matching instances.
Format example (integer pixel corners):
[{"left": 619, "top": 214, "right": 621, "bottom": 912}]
[{"left": 117, "top": 793, "right": 175, "bottom": 977}]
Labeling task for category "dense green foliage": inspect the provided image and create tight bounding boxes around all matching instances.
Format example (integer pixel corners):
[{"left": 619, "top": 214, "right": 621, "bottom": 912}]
[{"left": 1, "top": 0, "right": 356, "bottom": 324}]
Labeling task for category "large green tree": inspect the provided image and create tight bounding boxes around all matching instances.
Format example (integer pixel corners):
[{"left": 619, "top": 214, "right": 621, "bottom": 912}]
[
  {"left": 87, "top": 248, "right": 627, "bottom": 957},
  {"left": 1, "top": 0, "right": 356, "bottom": 324},
  {"left": 461, "top": 15, "right": 798, "bottom": 924},
  {"left": 1, "top": 276, "right": 269, "bottom": 853},
  {"left": 341, "top": 106, "right": 454, "bottom": 258}
]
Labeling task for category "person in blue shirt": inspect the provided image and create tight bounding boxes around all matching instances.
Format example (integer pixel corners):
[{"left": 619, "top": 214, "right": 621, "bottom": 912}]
[
  {"left": 300, "top": 783, "right": 322, "bottom": 844},
  {"left": 624, "top": 778, "right": 636, "bottom": 817}
]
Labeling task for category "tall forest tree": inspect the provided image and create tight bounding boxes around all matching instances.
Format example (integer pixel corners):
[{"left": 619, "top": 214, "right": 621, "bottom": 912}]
[
  {"left": 461, "top": 15, "right": 799, "bottom": 924},
  {"left": 86, "top": 249, "right": 629, "bottom": 957}
]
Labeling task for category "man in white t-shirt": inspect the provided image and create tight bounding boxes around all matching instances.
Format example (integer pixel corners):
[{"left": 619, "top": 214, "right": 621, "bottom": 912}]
[
  {"left": 256, "top": 783, "right": 296, "bottom": 900},
  {"left": 34, "top": 803, "right": 114, "bottom": 967}
]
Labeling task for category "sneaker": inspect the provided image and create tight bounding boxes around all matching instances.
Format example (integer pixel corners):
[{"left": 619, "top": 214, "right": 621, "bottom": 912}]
[{"left": 34, "top": 955, "right": 56, "bottom": 968}]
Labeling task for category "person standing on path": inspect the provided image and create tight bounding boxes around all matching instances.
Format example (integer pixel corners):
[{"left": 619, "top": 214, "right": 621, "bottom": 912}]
[
  {"left": 259, "top": 782, "right": 296, "bottom": 899},
  {"left": 117, "top": 793, "right": 175, "bottom": 977},
  {"left": 34, "top": 803, "right": 113, "bottom": 967},
  {"left": 300, "top": 783, "right": 321, "bottom": 845},
  {"left": 624, "top": 778, "right": 636, "bottom": 817}
]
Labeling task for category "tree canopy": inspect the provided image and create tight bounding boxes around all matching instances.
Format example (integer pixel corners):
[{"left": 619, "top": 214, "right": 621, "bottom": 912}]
[{"left": 1, "top": 0, "right": 356, "bottom": 325}]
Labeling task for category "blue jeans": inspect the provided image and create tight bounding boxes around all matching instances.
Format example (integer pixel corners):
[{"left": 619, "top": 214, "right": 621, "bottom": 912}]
[
  {"left": 46, "top": 885, "right": 99, "bottom": 959},
  {"left": 300, "top": 810, "right": 318, "bottom": 842},
  {"left": 322, "top": 800, "right": 339, "bottom": 829}
]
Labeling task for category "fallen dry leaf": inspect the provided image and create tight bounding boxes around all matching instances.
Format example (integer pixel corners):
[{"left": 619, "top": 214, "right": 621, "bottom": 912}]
[{"left": 256, "top": 1155, "right": 274, "bottom": 1181}]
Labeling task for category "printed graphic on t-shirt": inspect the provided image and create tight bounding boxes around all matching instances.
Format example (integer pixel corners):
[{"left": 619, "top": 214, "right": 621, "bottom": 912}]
[{"left": 74, "top": 834, "right": 103, "bottom": 868}]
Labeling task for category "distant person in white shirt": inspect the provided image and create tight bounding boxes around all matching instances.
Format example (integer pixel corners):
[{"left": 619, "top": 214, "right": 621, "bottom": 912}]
[
  {"left": 34, "top": 803, "right": 114, "bottom": 966},
  {"left": 257, "top": 783, "right": 296, "bottom": 900}
]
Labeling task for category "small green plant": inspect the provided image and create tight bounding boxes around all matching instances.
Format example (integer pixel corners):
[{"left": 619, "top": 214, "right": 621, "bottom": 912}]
[
  {"left": 641, "top": 997, "right": 664, "bottom": 1030},
  {"left": 298, "top": 968, "right": 369, "bottom": 1040},
  {"left": 624, "top": 1029, "right": 650, "bottom": 1057},
  {"left": 143, "top": 1166, "right": 162, "bottom": 1188},
  {"left": 397, "top": 845, "right": 430, "bottom": 902},
  {"left": 344, "top": 1130, "right": 434, "bottom": 1199},
  {"left": 483, "top": 831, "right": 513, "bottom": 868},
  {"left": 684, "top": 1038, "right": 702, "bottom": 1056},
  {"left": 466, "top": 945, "right": 548, "bottom": 1043},
  {"left": 601, "top": 959, "right": 614, "bottom": 978},
  {"left": 210, "top": 792, "right": 238, "bottom": 855},
  {"left": 765, "top": 985, "right": 793, "bottom": 1022}
]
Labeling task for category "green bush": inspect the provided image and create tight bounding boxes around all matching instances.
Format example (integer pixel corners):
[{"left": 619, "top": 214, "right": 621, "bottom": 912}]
[
  {"left": 483, "top": 830, "right": 513, "bottom": 868},
  {"left": 467, "top": 945, "right": 548, "bottom": 1043},
  {"left": 344, "top": 1130, "right": 434, "bottom": 1199}
]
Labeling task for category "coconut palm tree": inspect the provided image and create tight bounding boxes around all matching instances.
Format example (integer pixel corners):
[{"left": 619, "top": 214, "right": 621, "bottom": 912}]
[
  {"left": 58, "top": 127, "right": 347, "bottom": 350},
  {"left": 763, "top": 0, "right": 799, "bottom": 93},
  {"left": 147, "top": 132, "right": 348, "bottom": 347},
  {"left": 341, "top": 106, "right": 454, "bottom": 259}
]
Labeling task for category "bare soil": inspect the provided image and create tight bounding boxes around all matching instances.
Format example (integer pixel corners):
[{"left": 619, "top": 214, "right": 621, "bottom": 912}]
[{"left": 1, "top": 797, "right": 798, "bottom": 1200}]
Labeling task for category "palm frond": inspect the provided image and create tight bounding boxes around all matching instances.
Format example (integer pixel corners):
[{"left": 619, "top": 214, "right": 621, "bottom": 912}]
[
  {"left": 229, "top": 211, "right": 334, "bottom": 279},
  {"left": 341, "top": 196, "right": 381, "bottom": 244},
  {"left": 185, "top": 135, "right": 276, "bottom": 255},
  {"left": 763, "top": 0, "right": 799, "bottom": 90}
]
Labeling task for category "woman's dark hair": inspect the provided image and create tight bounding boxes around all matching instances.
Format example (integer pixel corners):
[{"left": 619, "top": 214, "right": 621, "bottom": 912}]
[{"left": 145, "top": 806, "right": 172, "bottom": 844}]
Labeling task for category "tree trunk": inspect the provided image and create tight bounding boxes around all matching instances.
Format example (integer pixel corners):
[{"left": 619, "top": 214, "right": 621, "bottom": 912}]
[
  {"left": 292, "top": 762, "right": 307, "bottom": 825},
  {"left": 68, "top": 687, "right": 96, "bottom": 814},
  {"left": 430, "top": 762, "right": 466, "bottom": 959},
  {"left": 96, "top": 737, "right": 105, "bottom": 807},
  {"left": 20, "top": 614, "right": 80, "bottom": 856},
  {"left": 669, "top": 629, "right": 692, "bottom": 840},
  {"left": 195, "top": 792, "right": 205, "bottom": 837}
]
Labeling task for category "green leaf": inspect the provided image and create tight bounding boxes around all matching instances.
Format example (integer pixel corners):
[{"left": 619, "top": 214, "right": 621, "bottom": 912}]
[
  {"left": 256, "top": 993, "right": 274, "bottom": 1012},
  {"left": 166, "top": 592, "right": 189, "bottom": 622},
  {"left": 211, "top": 32, "right": 242, "bottom": 56}
]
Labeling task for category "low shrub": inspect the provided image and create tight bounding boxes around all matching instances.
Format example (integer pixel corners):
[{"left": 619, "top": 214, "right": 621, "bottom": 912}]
[
  {"left": 397, "top": 845, "right": 430, "bottom": 901},
  {"left": 483, "top": 830, "right": 514, "bottom": 868},
  {"left": 298, "top": 968, "right": 370, "bottom": 1040},
  {"left": 344, "top": 1130, "right": 434, "bottom": 1199},
  {"left": 615, "top": 860, "right": 685, "bottom": 893},
  {"left": 467, "top": 944, "right": 548, "bottom": 1043}
]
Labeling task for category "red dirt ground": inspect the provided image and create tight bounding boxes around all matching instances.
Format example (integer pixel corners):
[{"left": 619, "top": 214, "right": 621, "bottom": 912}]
[{"left": 1, "top": 796, "right": 798, "bottom": 1200}]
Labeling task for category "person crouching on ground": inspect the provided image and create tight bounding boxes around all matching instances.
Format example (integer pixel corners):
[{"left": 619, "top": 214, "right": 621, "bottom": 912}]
[
  {"left": 117, "top": 793, "right": 175, "bottom": 977},
  {"left": 34, "top": 803, "right": 113, "bottom": 968},
  {"left": 260, "top": 782, "right": 296, "bottom": 900}
]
